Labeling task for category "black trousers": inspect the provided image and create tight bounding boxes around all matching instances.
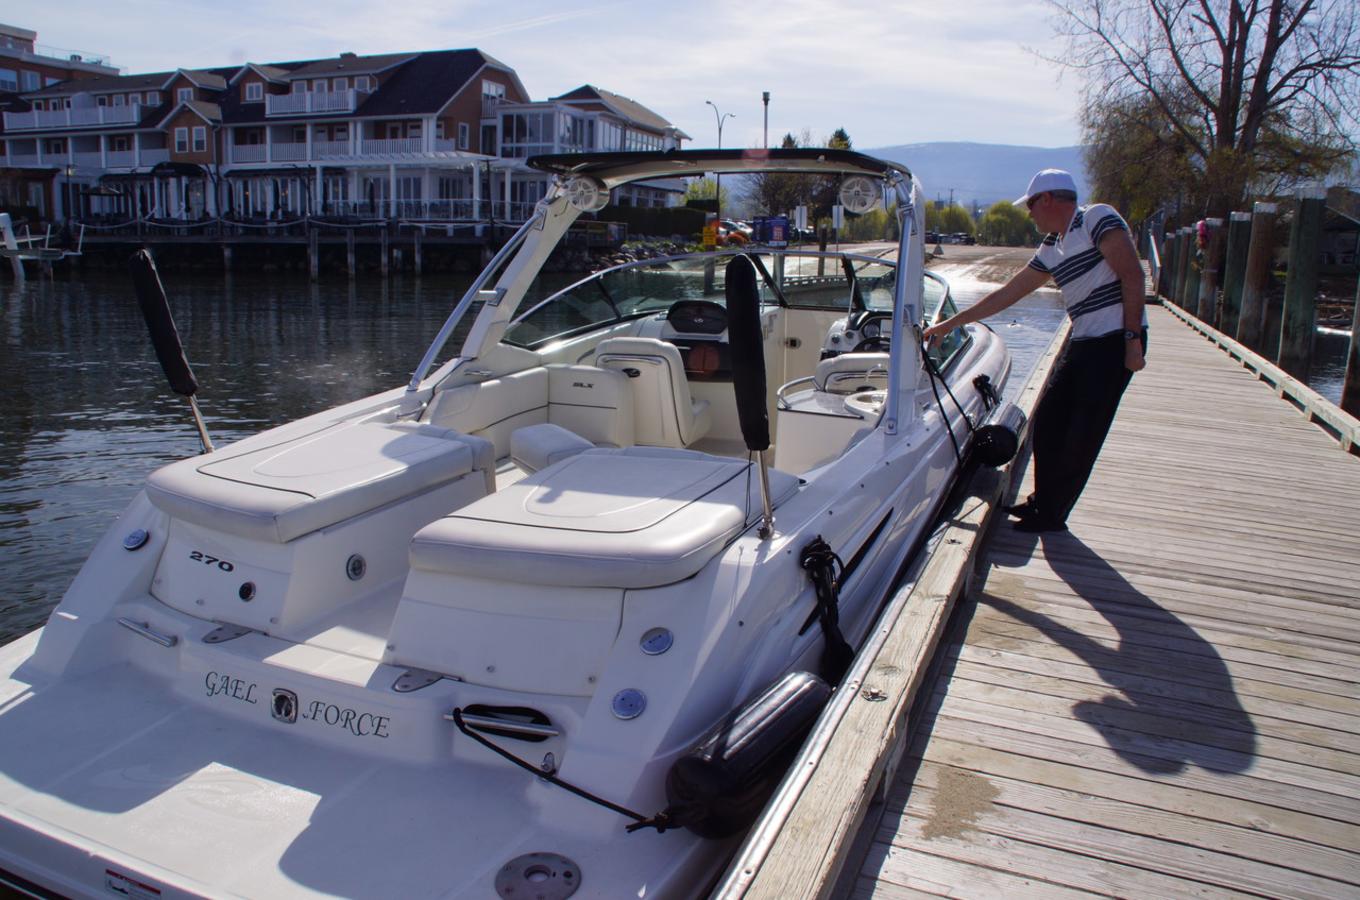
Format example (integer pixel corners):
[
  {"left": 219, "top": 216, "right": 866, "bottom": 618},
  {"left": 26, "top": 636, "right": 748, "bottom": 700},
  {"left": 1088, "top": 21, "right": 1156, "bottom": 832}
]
[{"left": 1029, "top": 329, "right": 1146, "bottom": 525}]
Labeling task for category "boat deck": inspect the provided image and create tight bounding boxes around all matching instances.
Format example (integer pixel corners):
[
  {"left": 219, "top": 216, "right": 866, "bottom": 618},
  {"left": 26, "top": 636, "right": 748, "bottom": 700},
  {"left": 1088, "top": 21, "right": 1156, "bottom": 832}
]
[{"left": 855, "top": 302, "right": 1360, "bottom": 897}]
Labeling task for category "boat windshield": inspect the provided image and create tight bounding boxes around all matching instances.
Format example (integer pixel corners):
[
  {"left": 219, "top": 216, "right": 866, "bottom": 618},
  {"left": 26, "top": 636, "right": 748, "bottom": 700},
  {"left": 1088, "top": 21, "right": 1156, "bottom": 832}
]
[{"left": 503, "top": 250, "right": 948, "bottom": 350}]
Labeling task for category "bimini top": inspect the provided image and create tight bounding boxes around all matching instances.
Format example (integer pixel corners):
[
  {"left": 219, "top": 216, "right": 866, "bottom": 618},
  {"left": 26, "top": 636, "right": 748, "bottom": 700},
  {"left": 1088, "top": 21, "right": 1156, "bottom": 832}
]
[{"left": 526, "top": 148, "right": 913, "bottom": 187}]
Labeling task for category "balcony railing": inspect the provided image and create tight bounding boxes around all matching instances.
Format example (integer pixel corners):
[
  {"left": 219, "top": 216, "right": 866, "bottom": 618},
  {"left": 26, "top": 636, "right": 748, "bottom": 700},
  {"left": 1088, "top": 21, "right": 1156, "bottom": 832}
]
[
  {"left": 310, "top": 140, "right": 348, "bottom": 159},
  {"left": 106, "top": 150, "right": 136, "bottom": 167},
  {"left": 7, "top": 153, "right": 40, "bottom": 166},
  {"left": 271, "top": 142, "right": 307, "bottom": 162},
  {"left": 72, "top": 151, "right": 103, "bottom": 169},
  {"left": 432, "top": 138, "right": 459, "bottom": 153},
  {"left": 231, "top": 144, "right": 266, "bottom": 163},
  {"left": 359, "top": 138, "right": 424, "bottom": 155},
  {"left": 266, "top": 89, "right": 359, "bottom": 117},
  {"left": 3, "top": 105, "right": 141, "bottom": 131}
]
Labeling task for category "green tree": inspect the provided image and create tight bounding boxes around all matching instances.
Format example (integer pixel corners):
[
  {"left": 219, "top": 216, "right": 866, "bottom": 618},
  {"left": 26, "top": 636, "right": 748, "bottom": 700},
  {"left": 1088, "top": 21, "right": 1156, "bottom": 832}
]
[
  {"left": 683, "top": 176, "right": 731, "bottom": 213},
  {"left": 926, "top": 202, "right": 975, "bottom": 235},
  {"left": 977, "top": 201, "right": 1042, "bottom": 246},
  {"left": 749, "top": 132, "right": 816, "bottom": 217},
  {"left": 827, "top": 128, "right": 852, "bottom": 150},
  {"left": 1047, "top": 0, "right": 1360, "bottom": 216}
]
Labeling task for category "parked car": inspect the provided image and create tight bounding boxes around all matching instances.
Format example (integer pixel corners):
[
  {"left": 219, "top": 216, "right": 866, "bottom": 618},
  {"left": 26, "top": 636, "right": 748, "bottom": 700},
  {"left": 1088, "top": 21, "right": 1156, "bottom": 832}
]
[{"left": 953, "top": 232, "right": 976, "bottom": 245}]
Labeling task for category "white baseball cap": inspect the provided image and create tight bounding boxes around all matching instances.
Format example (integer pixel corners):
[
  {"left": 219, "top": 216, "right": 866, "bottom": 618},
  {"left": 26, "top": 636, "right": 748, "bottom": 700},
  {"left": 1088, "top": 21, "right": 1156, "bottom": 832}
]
[{"left": 1014, "top": 169, "right": 1078, "bottom": 206}]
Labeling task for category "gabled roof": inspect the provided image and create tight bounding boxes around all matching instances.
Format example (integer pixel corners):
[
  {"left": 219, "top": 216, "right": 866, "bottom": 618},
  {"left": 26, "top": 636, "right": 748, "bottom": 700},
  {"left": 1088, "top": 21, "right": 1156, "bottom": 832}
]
[
  {"left": 155, "top": 99, "right": 222, "bottom": 129},
  {"left": 229, "top": 63, "right": 293, "bottom": 85},
  {"left": 356, "top": 49, "right": 497, "bottom": 117},
  {"left": 286, "top": 51, "right": 418, "bottom": 80},
  {"left": 551, "top": 85, "right": 681, "bottom": 135},
  {"left": 171, "top": 69, "right": 229, "bottom": 91}
]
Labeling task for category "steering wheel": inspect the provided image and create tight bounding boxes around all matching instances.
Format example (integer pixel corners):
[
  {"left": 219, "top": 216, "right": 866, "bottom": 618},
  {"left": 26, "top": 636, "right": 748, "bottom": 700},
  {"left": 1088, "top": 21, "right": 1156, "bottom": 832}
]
[{"left": 849, "top": 311, "right": 892, "bottom": 353}]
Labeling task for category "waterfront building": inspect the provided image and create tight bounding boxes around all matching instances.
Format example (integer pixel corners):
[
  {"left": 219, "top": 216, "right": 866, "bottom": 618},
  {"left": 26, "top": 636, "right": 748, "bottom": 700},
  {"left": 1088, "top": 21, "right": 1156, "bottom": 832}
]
[
  {"left": 0, "top": 34, "right": 688, "bottom": 228},
  {"left": 0, "top": 22, "right": 120, "bottom": 218}
]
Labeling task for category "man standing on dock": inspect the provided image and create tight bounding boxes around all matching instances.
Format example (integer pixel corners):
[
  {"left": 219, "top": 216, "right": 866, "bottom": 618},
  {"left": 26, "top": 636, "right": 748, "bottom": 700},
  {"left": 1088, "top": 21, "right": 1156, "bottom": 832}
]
[{"left": 923, "top": 169, "right": 1147, "bottom": 533}]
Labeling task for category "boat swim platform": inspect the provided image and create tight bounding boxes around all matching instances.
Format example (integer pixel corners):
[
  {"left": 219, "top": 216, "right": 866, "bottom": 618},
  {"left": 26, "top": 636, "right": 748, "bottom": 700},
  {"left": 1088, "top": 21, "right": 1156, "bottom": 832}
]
[{"left": 717, "top": 298, "right": 1360, "bottom": 898}]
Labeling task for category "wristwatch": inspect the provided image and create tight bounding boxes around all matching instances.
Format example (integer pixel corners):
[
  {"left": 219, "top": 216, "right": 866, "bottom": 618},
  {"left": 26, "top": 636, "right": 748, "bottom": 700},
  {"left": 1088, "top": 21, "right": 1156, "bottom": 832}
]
[{"left": 1122, "top": 329, "right": 1139, "bottom": 340}]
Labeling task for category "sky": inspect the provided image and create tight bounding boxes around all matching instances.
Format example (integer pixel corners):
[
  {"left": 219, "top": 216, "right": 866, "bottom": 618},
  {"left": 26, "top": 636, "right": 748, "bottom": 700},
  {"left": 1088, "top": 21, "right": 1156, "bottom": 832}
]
[{"left": 15, "top": 0, "right": 1083, "bottom": 150}]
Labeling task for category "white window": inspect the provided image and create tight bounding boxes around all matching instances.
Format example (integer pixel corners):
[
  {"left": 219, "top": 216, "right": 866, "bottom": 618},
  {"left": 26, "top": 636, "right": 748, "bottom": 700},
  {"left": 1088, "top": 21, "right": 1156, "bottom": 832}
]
[
  {"left": 177, "top": 87, "right": 193, "bottom": 103},
  {"left": 128, "top": 93, "right": 141, "bottom": 105},
  {"left": 333, "top": 77, "right": 348, "bottom": 92},
  {"left": 113, "top": 94, "right": 126, "bottom": 106},
  {"left": 291, "top": 81, "right": 306, "bottom": 94},
  {"left": 146, "top": 91, "right": 160, "bottom": 105},
  {"left": 0, "top": 69, "right": 17, "bottom": 91},
  {"left": 22, "top": 71, "right": 40, "bottom": 91},
  {"left": 97, "top": 96, "right": 108, "bottom": 107},
  {"left": 292, "top": 126, "right": 306, "bottom": 142},
  {"left": 245, "top": 82, "right": 263, "bottom": 101},
  {"left": 458, "top": 122, "right": 469, "bottom": 150},
  {"left": 481, "top": 79, "right": 505, "bottom": 99},
  {"left": 408, "top": 122, "right": 421, "bottom": 139},
  {"left": 312, "top": 79, "right": 327, "bottom": 93},
  {"left": 334, "top": 124, "right": 348, "bottom": 139},
  {"left": 354, "top": 75, "right": 371, "bottom": 91},
  {"left": 192, "top": 126, "right": 207, "bottom": 152},
  {"left": 174, "top": 127, "right": 188, "bottom": 152}
]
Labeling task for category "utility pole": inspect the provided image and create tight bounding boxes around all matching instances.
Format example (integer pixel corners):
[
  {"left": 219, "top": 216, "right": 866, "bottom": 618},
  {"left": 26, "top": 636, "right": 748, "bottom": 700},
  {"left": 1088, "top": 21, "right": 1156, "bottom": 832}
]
[
  {"left": 948, "top": 188, "right": 954, "bottom": 208},
  {"left": 762, "top": 91, "right": 769, "bottom": 149}
]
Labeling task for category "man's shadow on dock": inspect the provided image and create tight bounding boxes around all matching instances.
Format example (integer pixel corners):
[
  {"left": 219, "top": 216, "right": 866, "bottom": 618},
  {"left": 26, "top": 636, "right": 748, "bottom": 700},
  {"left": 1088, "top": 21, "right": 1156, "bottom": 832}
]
[{"left": 984, "top": 529, "right": 1257, "bottom": 775}]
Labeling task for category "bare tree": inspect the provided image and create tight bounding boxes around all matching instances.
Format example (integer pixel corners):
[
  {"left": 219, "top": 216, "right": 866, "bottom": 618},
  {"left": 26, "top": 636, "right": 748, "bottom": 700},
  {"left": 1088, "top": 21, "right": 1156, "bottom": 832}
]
[{"left": 1046, "top": 0, "right": 1360, "bottom": 216}]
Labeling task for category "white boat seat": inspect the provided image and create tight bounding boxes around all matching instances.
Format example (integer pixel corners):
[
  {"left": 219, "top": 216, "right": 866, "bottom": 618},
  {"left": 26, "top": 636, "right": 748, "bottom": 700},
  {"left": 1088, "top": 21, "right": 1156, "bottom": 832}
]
[
  {"left": 596, "top": 337, "right": 711, "bottom": 448},
  {"left": 147, "top": 421, "right": 495, "bottom": 543},
  {"left": 814, "top": 352, "right": 891, "bottom": 394},
  {"left": 511, "top": 423, "right": 594, "bottom": 473},
  {"left": 409, "top": 447, "right": 800, "bottom": 589}
]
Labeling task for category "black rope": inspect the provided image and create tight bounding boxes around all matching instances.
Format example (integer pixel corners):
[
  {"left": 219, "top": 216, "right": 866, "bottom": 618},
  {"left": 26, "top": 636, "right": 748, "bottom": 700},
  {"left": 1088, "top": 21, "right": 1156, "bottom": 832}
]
[
  {"left": 798, "top": 538, "right": 856, "bottom": 683},
  {"left": 916, "top": 324, "right": 976, "bottom": 464},
  {"left": 448, "top": 708, "right": 676, "bottom": 833}
]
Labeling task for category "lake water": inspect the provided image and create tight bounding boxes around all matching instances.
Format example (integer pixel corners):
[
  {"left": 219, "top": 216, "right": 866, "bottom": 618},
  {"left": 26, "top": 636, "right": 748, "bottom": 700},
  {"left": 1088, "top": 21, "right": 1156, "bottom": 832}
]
[{"left": 0, "top": 258, "right": 1348, "bottom": 643}]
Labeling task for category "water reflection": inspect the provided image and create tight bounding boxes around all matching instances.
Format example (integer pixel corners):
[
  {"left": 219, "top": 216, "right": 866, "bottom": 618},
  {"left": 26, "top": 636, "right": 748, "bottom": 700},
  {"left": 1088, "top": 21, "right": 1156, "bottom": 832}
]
[{"left": 0, "top": 272, "right": 473, "bottom": 641}]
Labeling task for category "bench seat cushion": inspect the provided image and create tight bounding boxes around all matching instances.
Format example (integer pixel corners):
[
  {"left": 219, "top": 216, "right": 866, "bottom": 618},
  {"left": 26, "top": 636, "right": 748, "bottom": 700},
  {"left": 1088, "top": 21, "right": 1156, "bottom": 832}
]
[
  {"left": 409, "top": 447, "right": 799, "bottom": 588},
  {"left": 147, "top": 421, "right": 494, "bottom": 543}
]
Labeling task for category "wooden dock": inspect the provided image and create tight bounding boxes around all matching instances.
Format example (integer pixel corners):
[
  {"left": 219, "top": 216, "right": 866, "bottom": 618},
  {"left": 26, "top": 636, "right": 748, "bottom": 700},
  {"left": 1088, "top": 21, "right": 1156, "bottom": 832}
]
[{"left": 719, "top": 295, "right": 1360, "bottom": 898}]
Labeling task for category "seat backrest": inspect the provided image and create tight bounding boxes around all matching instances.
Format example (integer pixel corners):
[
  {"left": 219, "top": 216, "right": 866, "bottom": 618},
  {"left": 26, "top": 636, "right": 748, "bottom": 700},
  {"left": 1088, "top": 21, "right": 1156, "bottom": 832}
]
[
  {"left": 814, "top": 352, "right": 891, "bottom": 394},
  {"left": 545, "top": 364, "right": 633, "bottom": 447},
  {"left": 595, "top": 337, "right": 710, "bottom": 447}
]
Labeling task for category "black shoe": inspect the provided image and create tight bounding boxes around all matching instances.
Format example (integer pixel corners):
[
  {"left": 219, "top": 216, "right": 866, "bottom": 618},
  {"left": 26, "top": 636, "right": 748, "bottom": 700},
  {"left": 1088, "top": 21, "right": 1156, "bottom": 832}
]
[
  {"left": 1003, "top": 500, "right": 1040, "bottom": 519},
  {"left": 1013, "top": 517, "right": 1067, "bottom": 533}
]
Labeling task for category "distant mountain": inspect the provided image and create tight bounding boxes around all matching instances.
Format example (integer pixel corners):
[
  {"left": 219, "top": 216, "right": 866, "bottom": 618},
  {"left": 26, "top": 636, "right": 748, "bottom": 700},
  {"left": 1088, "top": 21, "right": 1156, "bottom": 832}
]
[{"left": 864, "top": 142, "right": 1089, "bottom": 211}]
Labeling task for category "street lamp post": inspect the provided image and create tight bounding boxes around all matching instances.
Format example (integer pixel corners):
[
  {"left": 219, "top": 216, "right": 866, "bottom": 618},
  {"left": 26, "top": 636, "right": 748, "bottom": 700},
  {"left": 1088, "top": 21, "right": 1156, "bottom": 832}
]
[
  {"left": 762, "top": 91, "right": 769, "bottom": 149},
  {"left": 64, "top": 165, "right": 75, "bottom": 225},
  {"left": 704, "top": 100, "right": 734, "bottom": 222}
]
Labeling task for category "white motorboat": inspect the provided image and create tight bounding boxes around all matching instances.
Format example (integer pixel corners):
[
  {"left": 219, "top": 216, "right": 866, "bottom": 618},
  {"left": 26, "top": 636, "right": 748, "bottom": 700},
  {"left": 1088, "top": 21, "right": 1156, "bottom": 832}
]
[{"left": 0, "top": 149, "right": 1013, "bottom": 899}]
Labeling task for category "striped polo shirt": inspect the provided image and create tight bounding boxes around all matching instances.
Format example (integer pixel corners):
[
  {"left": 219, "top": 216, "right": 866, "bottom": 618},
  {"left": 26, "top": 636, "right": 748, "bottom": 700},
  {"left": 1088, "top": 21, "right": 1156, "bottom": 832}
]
[{"left": 1027, "top": 203, "right": 1146, "bottom": 340}]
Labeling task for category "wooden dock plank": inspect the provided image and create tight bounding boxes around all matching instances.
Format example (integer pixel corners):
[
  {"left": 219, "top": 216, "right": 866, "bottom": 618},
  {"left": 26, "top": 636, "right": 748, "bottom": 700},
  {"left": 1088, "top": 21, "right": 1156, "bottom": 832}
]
[{"left": 857, "top": 303, "right": 1360, "bottom": 898}]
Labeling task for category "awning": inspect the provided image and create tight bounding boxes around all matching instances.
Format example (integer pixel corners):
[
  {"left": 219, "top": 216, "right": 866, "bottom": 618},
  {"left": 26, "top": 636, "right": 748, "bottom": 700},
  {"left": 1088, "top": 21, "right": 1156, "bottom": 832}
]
[{"left": 149, "top": 161, "right": 207, "bottom": 178}]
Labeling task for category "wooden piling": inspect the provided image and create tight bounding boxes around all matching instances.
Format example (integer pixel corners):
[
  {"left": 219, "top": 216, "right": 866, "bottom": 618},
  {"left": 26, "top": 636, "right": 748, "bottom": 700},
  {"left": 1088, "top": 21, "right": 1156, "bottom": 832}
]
[
  {"left": 1183, "top": 228, "right": 1202, "bottom": 317},
  {"left": 1158, "top": 230, "right": 1175, "bottom": 298},
  {"left": 346, "top": 230, "right": 356, "bottom": 278},
  {"left": 1342, "top": 278, "right": 1360, "bottom": 419},
  {"left": 1219, "top": 211, "right": 1251, "bottom": 337},
  {"left": 1173, "top": 228, "right": 1193, "bottom": 306},
  {"left": 1277, "top": 191, "right": 1326, "bottom": 378},
  {"left": 1236, "top": 202, "right": 1277, "bottom": 351},
  {"left": 1198, "top": 218, "right": 1225, "bottom": 324},
  {"left": 308, "top": 229, "right": 319, "bottom": 282}
]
